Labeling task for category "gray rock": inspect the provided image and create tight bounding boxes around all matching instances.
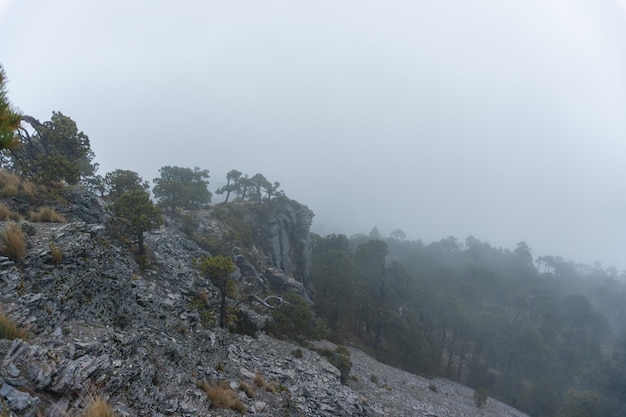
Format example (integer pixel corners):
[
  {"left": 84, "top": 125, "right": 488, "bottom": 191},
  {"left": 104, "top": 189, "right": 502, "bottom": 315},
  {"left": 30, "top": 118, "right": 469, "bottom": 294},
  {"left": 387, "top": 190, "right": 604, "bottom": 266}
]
[{"left": 0, "top": 382, "right": 40, "bottom": 414}]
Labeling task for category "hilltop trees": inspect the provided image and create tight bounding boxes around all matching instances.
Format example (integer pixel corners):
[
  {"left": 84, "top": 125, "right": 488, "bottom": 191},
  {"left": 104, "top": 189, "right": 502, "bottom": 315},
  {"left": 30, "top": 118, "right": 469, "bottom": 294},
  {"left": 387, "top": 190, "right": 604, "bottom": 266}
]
[
  {"left": 216, "top": 169, "right": 282, "bottom": 203},
  {"left": 215, "top": 169, "right": 242, "bottom": 203},
  {"left": 9, "top": 112, "right": 97, "bottom": 184},
  {"left": 104, "top": 169, "right": 149, "bottom": 200},
  {"left": 0, "top": 65, "right": 21, "bottom": 151},
  {"left": 153, "top": 166, "right": 211, "bottom": 211}
]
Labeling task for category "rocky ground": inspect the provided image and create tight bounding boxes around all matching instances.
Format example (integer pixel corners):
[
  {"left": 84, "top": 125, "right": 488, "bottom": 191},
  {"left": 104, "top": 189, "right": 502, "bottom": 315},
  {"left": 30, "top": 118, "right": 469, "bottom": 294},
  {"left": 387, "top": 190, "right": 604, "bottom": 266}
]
[
  {"left": 220, "top": 334, "right": 530, "bottom": 417},
  {"left": 0, "top": 189, "right": 530, "bottom": 416}
]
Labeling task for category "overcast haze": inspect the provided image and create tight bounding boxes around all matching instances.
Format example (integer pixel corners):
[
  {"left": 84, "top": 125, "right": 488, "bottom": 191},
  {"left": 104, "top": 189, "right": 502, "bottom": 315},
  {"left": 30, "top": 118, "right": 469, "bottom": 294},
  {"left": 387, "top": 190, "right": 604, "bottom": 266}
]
[{"left": 2, "top": 0, "right": 626, "bottom": 269}]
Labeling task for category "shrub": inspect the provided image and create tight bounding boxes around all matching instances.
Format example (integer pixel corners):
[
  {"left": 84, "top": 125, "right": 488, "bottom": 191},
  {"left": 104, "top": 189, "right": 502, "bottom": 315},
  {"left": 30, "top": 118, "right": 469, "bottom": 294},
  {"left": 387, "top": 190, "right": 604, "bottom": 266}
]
[
  {"left": 335, "top": 345, "right": 350, "bottom": 356},
  {"left": 0, "top": 310, "right": 28, "bottom": 340},
  {"left": 19, "top": 221, "right": 36, "bottom": 236},
  {"left": 473, "top": 388, "right": 488, "bottom": 408},
  {"left": 196, "top": 380, "right": 246, "bottom": 414},
  {"left": 28, "top": 206, "right": 66, "bottom": 223},
  {"left": 291, "top": 348, "right": 303, "bottom": 358},
  {"left": 333, "top": 346, "right": 352, "bottom": 384},
  {"left": 1, "top": 222, "right": 26, "bottom": 260},
  {"left": 370, "top": 375, "right": 379, "bottom": 383},
  {"left": 49, "top": 242, "right": 63, "bottom": 264},
  {"left": 84, "top": 396, "right": 117, "bottom": 417},
  {"left": 268, "top": 292, "right": 314, "bottom": 343}
]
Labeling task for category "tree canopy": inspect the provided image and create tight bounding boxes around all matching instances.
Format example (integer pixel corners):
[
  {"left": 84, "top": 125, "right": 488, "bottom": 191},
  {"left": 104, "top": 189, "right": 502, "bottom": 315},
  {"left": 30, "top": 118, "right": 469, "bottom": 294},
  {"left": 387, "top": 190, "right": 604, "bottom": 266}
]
[
  {"left": 111, "top": 189, "right": 162, "bottom": 255},
  {"left": 153, "top": 166, "right": 211, "bottom": 210},
  {"left": 104, "top": 169, "right": 149, "bottom": 200},
  {"left": 311, "top": 230, "right": 626, "bottom": 415},
  {"left": 9, "top": 112, "right": 97, "bottom": 184},
  {"left": 0, "top": 65, "right": 21, "bottom": 151},
  {"left": 216, "top": 169, "right": 282, "bottom": 203}
]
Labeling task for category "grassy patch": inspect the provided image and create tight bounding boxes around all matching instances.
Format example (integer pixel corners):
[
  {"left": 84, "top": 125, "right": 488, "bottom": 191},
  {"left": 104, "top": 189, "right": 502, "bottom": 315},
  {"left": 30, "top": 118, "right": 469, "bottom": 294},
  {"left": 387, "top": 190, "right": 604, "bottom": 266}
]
[
  {"left": 1, "top": 222, "right": 26, "bottom": 260},
  {"left": 28, "top": 206, "right": 66, "bottom": 223},
  {"left": 0, "top": 310, "right": 28, "bottom": 340},
  {"left": 84, "top": 396, "right": 117, "bottom": 417},
  {"left": 0, "top": 204, "right": 21, "bottom": 221},
  {"left": 197, "top": 380, "right": 246, "bottom": 414}
]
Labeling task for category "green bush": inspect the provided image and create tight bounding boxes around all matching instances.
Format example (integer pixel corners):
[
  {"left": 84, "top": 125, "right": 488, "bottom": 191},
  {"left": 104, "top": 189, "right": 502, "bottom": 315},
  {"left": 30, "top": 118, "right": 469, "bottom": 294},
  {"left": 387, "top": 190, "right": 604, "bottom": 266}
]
[
  {"left": 268, "top": 292, "right": 313, "bottom": 344},
  {"left": 332, "top": 346, "right": 352, "bottom": 384},
  {"left": 473, "top": 388, "right": 488, "bottom": 408}
]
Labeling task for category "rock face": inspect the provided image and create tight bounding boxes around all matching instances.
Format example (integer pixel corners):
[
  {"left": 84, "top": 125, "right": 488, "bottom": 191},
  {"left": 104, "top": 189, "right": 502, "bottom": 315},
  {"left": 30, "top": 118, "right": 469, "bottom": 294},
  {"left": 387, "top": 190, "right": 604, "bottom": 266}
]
[
  {"left": 245, "top": 197, "right": 315, "bottom": 297},
  {"left": 0, "top": 188, "right": 529, "bottom": 417}
]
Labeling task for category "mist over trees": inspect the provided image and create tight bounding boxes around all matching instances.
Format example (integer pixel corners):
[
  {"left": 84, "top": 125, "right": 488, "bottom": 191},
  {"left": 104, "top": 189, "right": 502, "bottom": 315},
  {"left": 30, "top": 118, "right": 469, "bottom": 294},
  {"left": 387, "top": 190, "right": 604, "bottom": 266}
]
[
  {"left": 4, "top": 63, "right": 626, "bottom": 417},
  {"left": 311, "top": 231, "right": 626, "bottom": 416}
]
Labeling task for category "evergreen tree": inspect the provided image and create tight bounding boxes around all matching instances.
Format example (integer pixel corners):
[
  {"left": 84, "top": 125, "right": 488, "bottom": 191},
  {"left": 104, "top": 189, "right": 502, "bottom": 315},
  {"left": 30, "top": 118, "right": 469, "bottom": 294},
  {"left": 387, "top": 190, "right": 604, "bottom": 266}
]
[
  {"left": 0, "top": 65, "right": 21, "bottom": 151},
  {"left": 153, "top": 166, "right": 211, "bottom": 211},
  {"left": 104, "top": 169, "right": 149, "bottom": 200},
  {"left": 111, "top": 189, "right": 162, "bottom": 255},
  {"left": 196, "top": 255, "right": 236, "bottom": 328},
  {"left": 11, "top": 112, "right": 97, "bottom": 184}
]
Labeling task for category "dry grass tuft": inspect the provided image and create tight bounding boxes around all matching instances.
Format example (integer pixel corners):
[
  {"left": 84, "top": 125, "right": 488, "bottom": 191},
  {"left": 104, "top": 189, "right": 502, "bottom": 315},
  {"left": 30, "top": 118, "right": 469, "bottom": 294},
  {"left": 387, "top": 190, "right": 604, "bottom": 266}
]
[
  {"left": 0, "top": 170, "right": 21, "bottom": 196},
  {"left": 0, "top": 204, "right": 9, "bottom": 220},
  {"left": 0, "top": 310, "right": 28, "bottom": 340},
  {"left": 239, "top": 381, "right": 256, "bottom": 399},
  {"left": 50, "top": 242, "right": 63, "bottom": 264},
  {"left": 84, "top": 396, "right": 118, "bottom": 417},
  {"left": 0, "top": 170, "right": 52, "bottom": 199},
  {"left": 197, "top": 380, "right": 246, "bottom": 414},
  {"left": 21, "top": 180, "right": 36, "bottom": 197},
  {"left": 197, "top": 289, "right": 209, "bottom": 305},
  {"left": 28, "top": 206, "right": 66, "bottom": 223},
  {"left": 1, "top": 222, "right": 26, "bottom": 260},
  {"left": 0, "top": 183, "right": 18, "bottom": 197},
  {"left": 253, "top": 374, "right": 277, "bottom": 394}
]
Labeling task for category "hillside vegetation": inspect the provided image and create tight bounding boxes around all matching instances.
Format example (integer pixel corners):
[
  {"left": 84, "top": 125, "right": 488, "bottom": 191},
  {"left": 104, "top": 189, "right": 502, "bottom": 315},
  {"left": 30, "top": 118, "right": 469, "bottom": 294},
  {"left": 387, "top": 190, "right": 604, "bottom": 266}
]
[{"left": 1, "top": 68, "right": 625, "bottom": 416}]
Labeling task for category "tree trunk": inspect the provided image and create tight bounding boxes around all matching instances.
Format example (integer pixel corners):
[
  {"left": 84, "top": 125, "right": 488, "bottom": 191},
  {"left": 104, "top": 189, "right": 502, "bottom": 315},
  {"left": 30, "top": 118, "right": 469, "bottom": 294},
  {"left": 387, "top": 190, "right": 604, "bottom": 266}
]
[
  {"left": 220, "top": 291, "right": 227, "bottom": 328},
  {"left": 374, "top": 320, "right": 383, "bottom": 351},
  {"left": 506, "top": 350, "right": 514, "bottom": 374},
  {"left": 138, "top": 232, "right": 145, "bottom": 255}
]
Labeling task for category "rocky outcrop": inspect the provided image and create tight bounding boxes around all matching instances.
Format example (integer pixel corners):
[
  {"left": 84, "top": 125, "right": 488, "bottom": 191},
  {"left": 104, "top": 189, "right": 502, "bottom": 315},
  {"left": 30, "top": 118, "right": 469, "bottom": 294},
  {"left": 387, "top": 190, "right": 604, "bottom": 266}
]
[{"left": 244, "top": 197, "right": 315, "bottom": 298}]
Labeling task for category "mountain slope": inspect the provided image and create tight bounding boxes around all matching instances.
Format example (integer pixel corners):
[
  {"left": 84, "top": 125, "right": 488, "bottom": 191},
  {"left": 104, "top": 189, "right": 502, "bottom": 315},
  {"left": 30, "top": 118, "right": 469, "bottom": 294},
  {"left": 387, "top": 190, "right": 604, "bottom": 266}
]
[{"left": 0, "top": 187, "right": 528, "bottom": 416}]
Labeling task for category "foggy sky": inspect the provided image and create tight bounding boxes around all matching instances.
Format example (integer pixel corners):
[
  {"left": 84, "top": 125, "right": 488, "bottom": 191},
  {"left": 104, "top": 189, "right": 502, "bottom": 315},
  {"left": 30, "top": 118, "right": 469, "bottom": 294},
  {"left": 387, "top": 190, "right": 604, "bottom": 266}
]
[{"left": 2, "top": 0, "right": 626, "bottom": 270}]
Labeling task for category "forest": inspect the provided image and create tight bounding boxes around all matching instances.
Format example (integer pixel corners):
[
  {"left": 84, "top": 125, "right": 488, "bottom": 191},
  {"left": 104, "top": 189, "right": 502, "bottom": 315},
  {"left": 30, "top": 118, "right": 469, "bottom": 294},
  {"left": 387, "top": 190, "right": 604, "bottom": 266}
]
[
  {"left": 2, "top": 64, "right": 626, "bottom": 417},
  {"left": 311, "top": 229, "right": 626, "bottom": 416}
]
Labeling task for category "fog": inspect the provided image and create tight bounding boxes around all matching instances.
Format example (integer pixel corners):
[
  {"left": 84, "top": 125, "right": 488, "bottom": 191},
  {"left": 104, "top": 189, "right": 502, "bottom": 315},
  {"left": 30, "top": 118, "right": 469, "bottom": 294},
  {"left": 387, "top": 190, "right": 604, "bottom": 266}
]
[{"left": 2, "top": 0, "right": 626, "bottom": 269}]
